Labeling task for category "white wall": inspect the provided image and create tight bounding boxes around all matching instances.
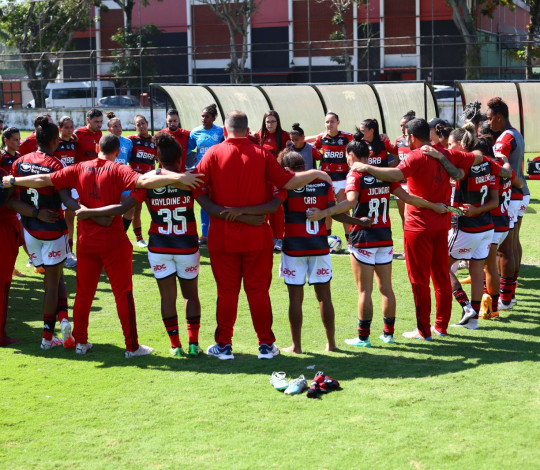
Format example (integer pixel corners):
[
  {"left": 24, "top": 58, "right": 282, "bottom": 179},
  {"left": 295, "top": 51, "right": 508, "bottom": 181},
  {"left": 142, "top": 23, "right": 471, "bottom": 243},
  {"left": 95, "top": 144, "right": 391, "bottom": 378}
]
[{"left": 0, "top": 108, "right": 167, "bottom": 131}]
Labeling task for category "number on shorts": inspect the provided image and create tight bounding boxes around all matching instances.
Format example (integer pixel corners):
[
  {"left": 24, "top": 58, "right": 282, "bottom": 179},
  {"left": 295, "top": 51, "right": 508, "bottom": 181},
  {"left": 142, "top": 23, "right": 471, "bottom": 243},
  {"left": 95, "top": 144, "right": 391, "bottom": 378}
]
[
  {"left": 27, "top": 188, "right": 39, "bottom": 208},
  {"left": 480, "top": 185, "right": 488, "bottom": 206},
  {"left": 368, "top": 198, "right": 387, "bottom": 225},
  {"left": 501, "top": 189, "right": 511, "bottom": 214},
  {"left": 157, "top": 207, "right": 187, "bottom": 235},
  {"left": 306, "top": 218, "right": 319, "bottom": 235}
]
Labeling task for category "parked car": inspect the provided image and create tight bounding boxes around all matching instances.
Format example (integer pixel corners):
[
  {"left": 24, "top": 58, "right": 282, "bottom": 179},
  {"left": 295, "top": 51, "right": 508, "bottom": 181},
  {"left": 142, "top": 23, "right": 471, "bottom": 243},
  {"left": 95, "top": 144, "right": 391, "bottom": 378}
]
[{"left": 96, "top": 95, "right": 140, "bottom": 107}]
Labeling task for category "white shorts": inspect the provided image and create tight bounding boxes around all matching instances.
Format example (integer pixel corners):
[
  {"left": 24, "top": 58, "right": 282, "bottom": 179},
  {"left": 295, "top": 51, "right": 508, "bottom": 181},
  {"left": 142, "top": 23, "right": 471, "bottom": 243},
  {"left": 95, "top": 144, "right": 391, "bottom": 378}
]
[
  {"left": 61, "top": 188, "right": 80, "bottom": 210},
  {"left": 491, "top": 230, "right": 509, "bottom": 247},
  {"left": 332, "top": 179, "right": 346, "bottom": 195},
  {"left": 24, "top": 230, "right": 68, "bottom": 267},
  {"left": 518, "top": 195, "right": 530, "bottom": 218},
  {"left": 350, "top": 245, "right": 393, "bottom": 265},
  {"left": 448, "top": 228, "right": 493, "bottom": 260},
  {"left": 279, "top": 253, "right": 332, "bottom": 285},
  {"left": 508, "top": 200, "right": 521, "bottom": 228},
  {"left": 148, "top": 250, "right": 200, "bottom": 280}
]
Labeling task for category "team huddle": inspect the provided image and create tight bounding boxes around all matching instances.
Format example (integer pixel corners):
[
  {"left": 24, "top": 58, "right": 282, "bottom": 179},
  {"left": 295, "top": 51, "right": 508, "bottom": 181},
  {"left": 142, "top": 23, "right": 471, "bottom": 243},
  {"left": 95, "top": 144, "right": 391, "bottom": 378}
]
[{"left": 0, "top": 96, "right": 529, "bottom": 359}]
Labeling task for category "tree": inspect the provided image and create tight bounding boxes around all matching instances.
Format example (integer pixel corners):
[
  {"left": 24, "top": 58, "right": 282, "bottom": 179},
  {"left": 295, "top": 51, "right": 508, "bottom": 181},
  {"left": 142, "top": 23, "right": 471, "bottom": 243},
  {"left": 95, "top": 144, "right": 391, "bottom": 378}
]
[
  {"left": 0, "top": 0, "right": 94, "bottom": 107},
  {"left": 108, "top": 0, "right": 163, "bottom": 39},
  {"left": 319, "top": 0, "right": 355, "bottom": 82},
  {"left": 197, "top": 0, "right": 260, "bottom": 84},
  {"left": 524, "top": 0, "right": 539, "bottom": 79},
  {"left": 446, "top": 0, "right": 516, "bottom": 79}
]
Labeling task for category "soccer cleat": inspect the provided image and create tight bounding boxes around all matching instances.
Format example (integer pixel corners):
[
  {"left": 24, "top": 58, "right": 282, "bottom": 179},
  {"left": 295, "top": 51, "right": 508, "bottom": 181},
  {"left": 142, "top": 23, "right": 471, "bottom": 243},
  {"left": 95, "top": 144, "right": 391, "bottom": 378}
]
[
  {"left": 258, "top": 343, "right": 280, "bottom": 359},
  {"left": 451, "top": 318, "right": 478, "bottom": 330},
  {"left": 125, "top": 344, "right": 154, "bottom": 358},
  {"left": 379, "top": 334, "right": 394, "bottom": 344},
  {"left": 188, "top": 343, "right": 202, "bottom": 357},
  {"left": 344, "top": 337, "right": 372, "bottom": 347},
  {"left": 460, "top": 275, "right": 472, "bottom": 285},
  {"left": 273, "top": 239, "right": 283, "bottom": 252},
  {"left": 206, "top": 343, "right": 234, "bottom": 360},
  {"left": 170, "top": 346, "right": 184, "bottom": 357},
  {"left": 12, "top": 268, "right": 26, "bottom": 277},
  {"left": 60, "top": 319, "right": 75, "bottom": 349},
  {"left": 402, "top": 329, "right": 433, "bottom": 341},
  {"left": 64, "top": 257, "right": 77, "bottom": 268},
  {"left": 394, "top": 253, "right": 406, "bottom": 260},
  {"left": 269, "top": 371, "right": 288, "bottom": 391},
  {"left": 497, "top": 299, "right": 513, "bottom": 311},
  {"left": 459, "top": 303, "right": 477, "bottom": 325},
  {"left": 479, "top": 294, "right": 493, "bottom": 320},
  {"left": 284, "top": 375, "right": 307, "bottom": 395},
  {"left": 34, "top": 266, "right": 45, "bottom": 274},
  {"left": 430, "top": 326, "right": 448, "bottom": 337},
  {"left": 41, "top": 337, "right": 63, "bottom": 350},
  {"left": 76, "top": 342, "right": 93, "bottom": 355},
  {"left": 136, "top": 239, "right": 148, "bottom": 248}
]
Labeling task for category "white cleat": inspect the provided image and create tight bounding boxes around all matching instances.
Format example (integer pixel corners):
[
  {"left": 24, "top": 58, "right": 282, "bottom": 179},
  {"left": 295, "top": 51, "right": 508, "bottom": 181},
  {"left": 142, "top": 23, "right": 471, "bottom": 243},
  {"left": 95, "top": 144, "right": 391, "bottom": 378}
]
[
  {"left": 41, "top": 337, "right": 63, "bottom": 350},
  {"left": 459, "top": 303, "right": 477, "bottom": 325},
  {"left": 76, "top": 342, "right": 93, "bottom": 355},
  {"left": 125, "top": 344, "right": 154, "bottom": 358},
  {"left": 451, "top": 318, "right": 478, "bottom": 330},
  {"left": 136, "top": 239, "right": 148, "bottom": 248}
]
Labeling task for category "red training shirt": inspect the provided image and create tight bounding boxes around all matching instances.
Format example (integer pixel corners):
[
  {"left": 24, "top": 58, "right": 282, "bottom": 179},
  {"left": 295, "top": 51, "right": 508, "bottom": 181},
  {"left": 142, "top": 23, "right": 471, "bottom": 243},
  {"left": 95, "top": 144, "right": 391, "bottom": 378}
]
[
  {"left": 74, "top": 127, "right": 102, "bottom": 164},
  {"left": 18, "top": 133, "right": 37, "bottom": 156}
]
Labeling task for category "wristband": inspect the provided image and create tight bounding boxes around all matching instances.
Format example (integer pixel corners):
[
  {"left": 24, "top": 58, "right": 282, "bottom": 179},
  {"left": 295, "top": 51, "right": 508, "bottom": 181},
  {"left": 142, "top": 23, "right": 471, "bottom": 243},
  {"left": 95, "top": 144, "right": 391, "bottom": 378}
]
[
  {"left": 32, "top": 208, "right": 40, "bottom": 218},
  {"left": 9, "top": 176, "right": 15, "bottom": 186}
]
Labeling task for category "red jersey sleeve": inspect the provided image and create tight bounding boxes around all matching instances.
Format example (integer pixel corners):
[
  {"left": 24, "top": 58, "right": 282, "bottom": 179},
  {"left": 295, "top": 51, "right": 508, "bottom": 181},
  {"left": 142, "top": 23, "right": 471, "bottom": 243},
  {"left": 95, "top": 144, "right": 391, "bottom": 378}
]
[
  {"left": 273, "top": 187, "right": 288, "bottom": 202},
  {"left": 327, "top": 183, "right": 336, "bottom": 203},
  {"left": 313, "top": 134, "right": 322, "bottom": 150},
  {"left": 489, "top": 158, "right": 503, "bottom": 176},
  {"left": 49, "top": 164, "right": 79, "bottom": 190},
  {"left": 266, "top": 152, "right": 294, "bottom": 189},
  {"left": 131, "top": 187, "right": 147, "bottom": 203},
  {"left": 445, "top": 149, "right": 476, "bottom": 173},
  {"left": 389, "top": 181, "right": 401, "bottom": 193},
  {"left": 345, "top": 171, "right": 360, "bottom": 193},
  {"left": 311, "top": 146, "right": 321, "bottom": 163},
  {"left": 384, "top": 136, "right": 398, "bottom": 155},
  {"left": 493, "top": 133, "right": 515, "bottom": 158}
]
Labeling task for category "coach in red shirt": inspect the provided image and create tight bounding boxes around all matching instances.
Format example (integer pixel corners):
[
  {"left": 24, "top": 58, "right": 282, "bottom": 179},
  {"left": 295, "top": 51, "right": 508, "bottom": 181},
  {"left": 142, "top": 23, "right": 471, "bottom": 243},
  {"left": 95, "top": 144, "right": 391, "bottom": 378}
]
[
  {"left": 74, "top": 109, "right": 103, "bottom": 163},
  {"left": 351, "top": 118, "right": 481, "bottom": 340},
  {"left": 161, "top": 109, "right": 190, "bottom": 171},
  {"left": 2, "top": 134, "right": 203, "bottom": 358},
  {"left": 196, "top": 111, "right": 333, "bottom": 360}
]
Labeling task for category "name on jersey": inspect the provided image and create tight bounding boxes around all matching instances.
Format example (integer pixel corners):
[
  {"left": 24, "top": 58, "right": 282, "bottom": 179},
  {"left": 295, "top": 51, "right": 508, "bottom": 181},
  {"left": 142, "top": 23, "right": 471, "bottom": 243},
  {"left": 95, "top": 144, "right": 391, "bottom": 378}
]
[
  {"left": 324, "top": 151, "right": 344, "bottom": 159},
  {"left": 367, "top": 186, "right": 390, "bottom": 196},
  {"left": 136, "top": 150, "right": 155, "bottom": 161},
  {"left": 475, "top": 175, "right": 491, "bottom": 184},
  {"left": 151, "top": 195, "right": 191, "bottom": 206}
]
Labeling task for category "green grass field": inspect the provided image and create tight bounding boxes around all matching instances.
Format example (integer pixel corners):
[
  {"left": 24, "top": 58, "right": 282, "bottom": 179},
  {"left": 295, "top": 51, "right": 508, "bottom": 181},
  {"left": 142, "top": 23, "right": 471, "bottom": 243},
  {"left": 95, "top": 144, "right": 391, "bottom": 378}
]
[{"left": 1, "top": 135, "right": 539, "bottom": 468}]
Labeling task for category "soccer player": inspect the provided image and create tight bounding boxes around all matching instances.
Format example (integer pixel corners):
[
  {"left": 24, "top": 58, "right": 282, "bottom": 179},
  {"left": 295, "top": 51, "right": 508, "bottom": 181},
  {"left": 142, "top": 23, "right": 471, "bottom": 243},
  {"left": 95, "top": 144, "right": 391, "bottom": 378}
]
[
  {"left": 1, "top": 127, "right": 21, "bottom": 173},
  {"left": 128, "top": 114, "right": 157, "bottom": 248},
  {"left": 254, "top": 110, "right": 290, "bottom": 251},
  {"left": 18, "top": 113, "right": 54, "bottom": 156},
  {"left": 162, "top": 108, "right": 190, "bottom": 171},
  {"left": 55, "top": 116, "right": 78, "bottom": 268},
  {"left": 309, "top": 133, "right": 447, "bottom": 346},
  {"left": 2, "top": 134, "right": 204, "bottom": 358},
  {"left": 487, "top": 97, "right": 529, "bottom": 310},
  {"left": 359, "top": 118, "right": 395, "bottom": 168},
  {"left": 74, "top": 109, "right": 102, "bottom": 163},
  {"left": 187, "top": 104, "right": 224, "bottom": 245},
  {"left": 74, "top": 132, "right": 204, "bottom": 357},
  {"left": 9, "top": 117, "right": 75, "bottom": 350},
  {"left": 288, "top": 122, "right": 320, "bottom": 170},
  {"left": 194, "top": 110, "right": 332, "bottom": 361},
  {"left": 349, "top": 118, "right": 481, "bottom": 340},
  {"left": 312, "top": 112, "right": 354, "bottom": 240},
  {"left": 442, "top": 124, "right": 511, "bottom": 330}
]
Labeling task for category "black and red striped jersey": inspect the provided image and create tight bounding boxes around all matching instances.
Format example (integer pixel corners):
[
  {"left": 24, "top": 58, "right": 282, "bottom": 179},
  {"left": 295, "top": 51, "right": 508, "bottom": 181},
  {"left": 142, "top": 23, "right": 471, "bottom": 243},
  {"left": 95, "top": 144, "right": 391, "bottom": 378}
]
[
  {"left": 134, "top": 184, "right": 198, "bottom": 254},
  {"left": 394, "top": 136, "right": 410, "bottom": 164},
  {"left": 1, "top": 150, "right": 19, "bottom": 175},
  {"left": 314, "top": 131, "right": 353, "bottom": 181},
  {"left": 365, "top": 136, "right": 393, "bottom": 167},
  {"left": 12, "top": 151, "right": 66, "bottom": 240},
  {"left": 345, "top": 171, "right": 400, "bottom": 248},
  {"left": 491, "top": 158, "right": 515, "bottom": 232},
  {"left": 128, "top": 135, "right": 156, "bottom": 174},
  {"left": 276, "top": 180, "right": 334, "bottom": 257},
  {"left": 54, "top": 139, "right": 76, "bottom": 167},
  {"left": 453, "top": 156, "right": 503, "bottom": 233}
]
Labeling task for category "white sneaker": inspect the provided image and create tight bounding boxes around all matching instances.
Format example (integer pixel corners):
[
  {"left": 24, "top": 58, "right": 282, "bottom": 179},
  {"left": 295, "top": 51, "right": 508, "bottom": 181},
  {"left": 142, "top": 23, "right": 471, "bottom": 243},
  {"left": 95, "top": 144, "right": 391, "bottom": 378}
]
[
  {"left": 76, "top": 342, "right": 93, "bottom": 354},
  {"left": 125, "top": 344, "right": 154, "bottom": 358},
  {"left": 498, "top": 299, "right": 513, "bottom": 311},
  {"left": 41, "top": 337, "right": 63, "bottom": 350},
  {"left": 459, "top": 303, "right": 477, "bottom": 325},
  {"left": 258, "top": 343, "right": 280, "bottom": 359},
  {"left": 451, "top": 318, "right": 478, "bottom": 330},
  {"left": 64, "top": 257, "right": 77, "bottom": 268},
  {"left": 136, "top": 239, "right": 148, "bottom": 248},
  {"left": 273, "top": 239, "right": 282, "bottom": 251}
]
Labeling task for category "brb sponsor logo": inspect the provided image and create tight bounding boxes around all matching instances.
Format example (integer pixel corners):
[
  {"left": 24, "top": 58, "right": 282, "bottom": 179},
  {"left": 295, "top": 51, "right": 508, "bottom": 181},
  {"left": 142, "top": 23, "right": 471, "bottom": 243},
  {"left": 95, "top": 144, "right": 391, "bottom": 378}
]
[
  {"left": 136, "top": 150, "right": 155, "bottom": 161},
  {"left": 282, "top": 268, "right": 296, "bottom": 277},
  {"left": 153, "top": 264, "right": 167, "bottom": 272},
  {"left": 185, "top": 266, "right": 198, "bottom": 273},
  {"left": 316, "top": 268, "right": 330, "bottom": 276},
  {"left": 48, "top": 250, "right": 61, "bottom": 258}
]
